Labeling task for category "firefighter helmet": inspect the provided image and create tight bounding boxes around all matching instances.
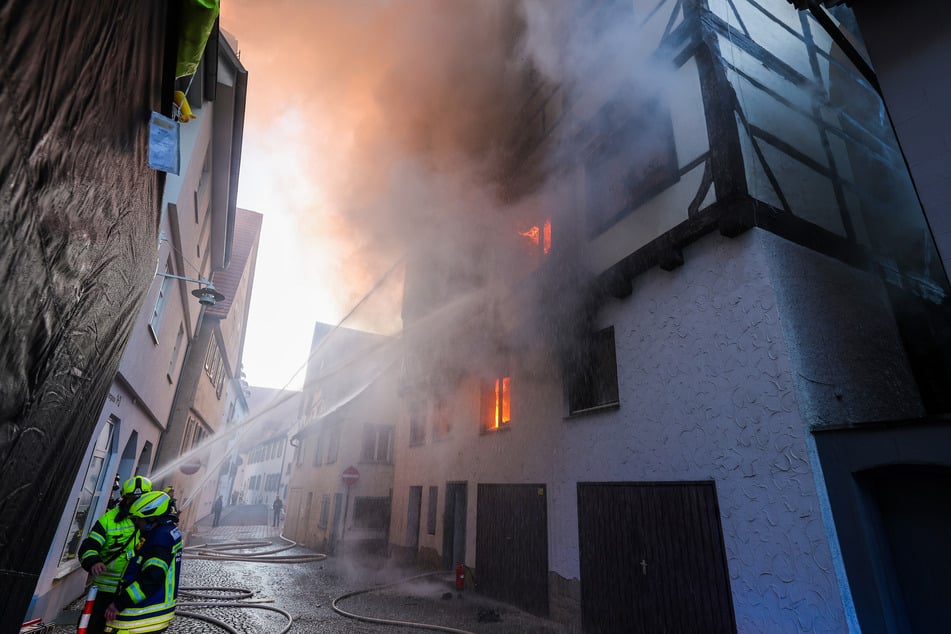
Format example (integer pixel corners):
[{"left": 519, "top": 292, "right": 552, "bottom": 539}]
[
  {"left": 129, "top": 491, "right": 171, "bottom": 519},
  {"left": 121, "top": 475, "right": 153, "bottom": 498}
]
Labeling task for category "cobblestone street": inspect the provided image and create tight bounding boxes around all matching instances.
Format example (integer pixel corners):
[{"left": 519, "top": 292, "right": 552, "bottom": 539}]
[{"left": 52, "top": 511, "right": 564, "bottom": 634}]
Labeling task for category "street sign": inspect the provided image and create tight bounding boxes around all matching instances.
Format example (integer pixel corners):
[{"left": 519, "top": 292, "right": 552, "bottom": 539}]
[{"left": 341, "top": 466, "right": 360, "bottom": 486}]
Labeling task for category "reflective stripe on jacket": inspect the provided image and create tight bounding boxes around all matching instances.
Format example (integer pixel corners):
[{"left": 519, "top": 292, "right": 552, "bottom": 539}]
[
  {"left": 79, "top": 507, "right": 137, "bottom": 593},
  {"left": 106, "top": 519, "right": 183, "bottom": 634}
]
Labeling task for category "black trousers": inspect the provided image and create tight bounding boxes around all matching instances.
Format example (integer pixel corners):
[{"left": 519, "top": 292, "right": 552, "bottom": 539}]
[{"left": 80, "top": 590, "right": 115, "bottom": 634}]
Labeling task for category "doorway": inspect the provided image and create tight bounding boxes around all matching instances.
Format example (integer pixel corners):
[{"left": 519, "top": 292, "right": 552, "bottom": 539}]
[
  {"left": 442, "top": 482, "right": 467, "bottom": 569},
  {"left": 407, "top": 486, "right": 423, "bottom": 550},
  {"left": 476, "top": 483, "right": 549, "bottom": 615}
]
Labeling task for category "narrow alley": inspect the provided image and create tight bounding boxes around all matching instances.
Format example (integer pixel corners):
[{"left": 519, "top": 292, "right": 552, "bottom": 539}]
[{"left": 49, "top": 505, "right": 562, "bottom": 634}]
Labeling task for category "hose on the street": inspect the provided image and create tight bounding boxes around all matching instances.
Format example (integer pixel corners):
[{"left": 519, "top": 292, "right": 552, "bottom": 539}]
[
  {"left": 183, "top": 534, "right": 327, "bottom": 563},
  {"left": 179, "top": 586, "right": 254, "bottom": 600},
  {"left": 332, "top": 571, "right": 475, "bottom": 634},
  {"left": 175, "top": 536, "right": 320, "bottom": 631},
  {"left": 175, "top": 609, "right": 241, "bottom": 634},
  {"left": 177, "top": 600, "right": 294, "bottom": 634}
]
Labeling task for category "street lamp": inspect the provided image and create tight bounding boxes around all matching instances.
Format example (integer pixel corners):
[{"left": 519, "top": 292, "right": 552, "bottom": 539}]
[{"left": 156, "top": 272, "right": 225, "bottom": 307}]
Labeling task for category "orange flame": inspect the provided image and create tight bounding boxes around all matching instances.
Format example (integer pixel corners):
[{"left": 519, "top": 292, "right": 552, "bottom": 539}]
[
  {"left": 494, "top": 377, "right": 511, "bottom": 427},
  {"left": 519, "top": 219, "right": 551, "bottom": 255}
]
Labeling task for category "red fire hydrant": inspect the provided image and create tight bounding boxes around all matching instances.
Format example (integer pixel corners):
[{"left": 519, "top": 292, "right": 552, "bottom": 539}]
[{"left": 455, "top": 563, "right": 465, "bottom": 591}]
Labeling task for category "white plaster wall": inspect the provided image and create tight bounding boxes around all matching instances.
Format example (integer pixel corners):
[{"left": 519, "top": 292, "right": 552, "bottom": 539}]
[{"left": 392, "top": 229, "right": 850, "bottom": 632}]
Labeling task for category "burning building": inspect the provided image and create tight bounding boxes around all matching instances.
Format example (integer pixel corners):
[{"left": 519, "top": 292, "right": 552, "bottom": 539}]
[{"left": 386, "top": 0, "right": 951, "bottom": 632}]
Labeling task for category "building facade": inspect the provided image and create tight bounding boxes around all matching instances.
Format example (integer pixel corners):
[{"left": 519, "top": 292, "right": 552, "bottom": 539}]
[
  {"left": 283, "top": 323, "right": 399, "bottom": 554},
  {"left": 155, "top": 206, "right": 262, "bottom": 535},
  {"left": 236, "top": 387, "right": 300, "bottom": 506},
  {"left": 389, "top": 1, "right": 950, "bottom": 632},
  {"left": 26, "top": 32, "right": 249, "bottom": 624}
]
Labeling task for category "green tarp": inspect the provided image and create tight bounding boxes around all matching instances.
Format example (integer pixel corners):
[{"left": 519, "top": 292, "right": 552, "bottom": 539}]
[{"left": 177, "top": 0, "right": 220, "bottom": 78}]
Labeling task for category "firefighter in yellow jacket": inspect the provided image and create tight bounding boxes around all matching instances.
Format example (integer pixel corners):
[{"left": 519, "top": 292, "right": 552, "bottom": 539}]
[
  {"left": 79, "top": 475, "right": 152, "bottom": 634},
  {"left": 104, "top": 490, "right": 183, "bottom": 633}
]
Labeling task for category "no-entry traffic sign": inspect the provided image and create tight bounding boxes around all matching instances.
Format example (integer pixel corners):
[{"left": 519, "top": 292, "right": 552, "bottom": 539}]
[{"left": 341, "top": 466, "right": 360, "bottom": 486}]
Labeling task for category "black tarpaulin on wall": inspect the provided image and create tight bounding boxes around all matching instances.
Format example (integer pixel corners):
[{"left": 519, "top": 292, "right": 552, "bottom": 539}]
[{"left": 0, "top": 0, "right": 173, "bottom": 628}]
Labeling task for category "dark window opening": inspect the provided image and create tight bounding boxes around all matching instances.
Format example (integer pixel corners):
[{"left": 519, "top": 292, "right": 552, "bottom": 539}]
[
  {"left": 353, "top": 496, "right": 391, "bottom": 530},
  {"left": 566, "top": 326, "right": 620, "bottom": 414},
  {"left": 584, "top": 97, "right": 678, "bottom": 237}
]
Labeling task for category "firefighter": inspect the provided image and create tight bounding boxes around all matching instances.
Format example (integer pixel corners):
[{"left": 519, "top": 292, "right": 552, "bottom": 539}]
[
  {"left": 104, "top": 490, "right": 183, "bottom": 634},
  {"left": 79, "top": 475, "right": 152, "bottom": 634}
]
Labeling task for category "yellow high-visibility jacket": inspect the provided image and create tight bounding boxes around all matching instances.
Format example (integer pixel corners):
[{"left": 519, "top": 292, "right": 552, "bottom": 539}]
[{"left": 79, "top": 507, "right": 138, "bottom": 593}]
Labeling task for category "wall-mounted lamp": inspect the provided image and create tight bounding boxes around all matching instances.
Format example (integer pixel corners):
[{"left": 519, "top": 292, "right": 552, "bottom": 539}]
[{"left": 156, "top": 272, "right": 225, "bottom": 307}]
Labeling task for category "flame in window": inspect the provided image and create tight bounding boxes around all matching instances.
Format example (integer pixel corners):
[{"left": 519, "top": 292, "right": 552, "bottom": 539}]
[
  {"left": 494, "top": 377, "right": 511, "bottom": 428},
  {"left": 519, "top": 219, "right": 551, "bottom": 255}
]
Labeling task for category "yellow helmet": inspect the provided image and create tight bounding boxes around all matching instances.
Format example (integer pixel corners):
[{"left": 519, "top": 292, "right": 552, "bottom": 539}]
[
  {"left": 121, "top": 475, "right": 153, "bottom": 498},
  {"left": 129, "top": 491, "right": 171, "bottom": 519}
]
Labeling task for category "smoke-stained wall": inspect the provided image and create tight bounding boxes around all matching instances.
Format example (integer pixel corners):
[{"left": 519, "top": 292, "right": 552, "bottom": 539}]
[{"left": 0, "top": 1, "right": 171, "bottom": 627}]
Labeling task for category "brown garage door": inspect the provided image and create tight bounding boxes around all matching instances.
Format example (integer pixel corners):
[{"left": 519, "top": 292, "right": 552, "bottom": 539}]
[
  {"left": 476, "top": 483, "right": 549, "bottom": 616},
  {"left": 577, "top": 481, "right": 736, "bottom": 633}
]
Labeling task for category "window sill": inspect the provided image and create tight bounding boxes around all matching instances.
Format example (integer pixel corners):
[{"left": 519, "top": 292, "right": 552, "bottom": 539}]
[
  {"left": 147, "top": 324, "right": 159, "bottom": 345},
  {"left": 409, "top": 439, "right": 426, "bottom": 448},
  {"left": 565, "top": 402, "right": 620, "bottom": 419},
  {"left": 479, "top": 424, "right": 512, "bottom": 436},
  {"left": 53, "top": 559, "right": 82, "bottom": 581}
]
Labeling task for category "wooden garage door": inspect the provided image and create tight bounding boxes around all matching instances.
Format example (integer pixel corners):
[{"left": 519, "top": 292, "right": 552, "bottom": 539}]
[
  {"left": 476, "top": 483, "right": 549, "bottom": 616},
  {"left": 577, "top": 481, "right": 736, "bottom": 633}
]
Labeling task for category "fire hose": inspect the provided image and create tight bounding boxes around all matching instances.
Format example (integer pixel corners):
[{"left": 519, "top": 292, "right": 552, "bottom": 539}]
[
  {"left": 331, "top": 571, "right": 475, "bottom": 634},
  {"left": 183, "top": 534, "right": 327, "bottom": 563},
  {"left": 174, "top": 535, "right": 321, "bottom": 632},
  {"left": 180, "top": 536, "right": 476, "bottom": 633}
]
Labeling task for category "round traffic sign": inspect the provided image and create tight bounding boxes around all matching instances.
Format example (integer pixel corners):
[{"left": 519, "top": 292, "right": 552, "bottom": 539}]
[{"left": 341, "top": 466, "right": 360, "bottom": 485}]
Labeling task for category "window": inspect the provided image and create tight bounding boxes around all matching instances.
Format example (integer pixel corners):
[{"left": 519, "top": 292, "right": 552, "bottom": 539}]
[
  {"left": 427, "top": 486, "right": 438, "bottom": 535},
  {"left": 566, "top": 326, "right": 620, "bottom": 414},
  {"left": 432, "top": 399, "right": 451, "bottom": 441},
  {"left": 518, "top": 218, "right": 552, "bottom": 271},
  {"left": 361, "top": 425, "right": 393, "bottom": 463},
  {"left": 203, "top": 338, "right": 226, "bottom": 398},
  {"left": 149, "top": 259, "right": 174, "bottom": 339},
  {"left": 181, "top": 414, "right": 209, "bottom": 454},
  {"left": 326, "top": 426, "right": 339, "bottom": 464},
  {"left": 318, "top": 495, "right": 331, "bottom": 528},
  {"left": 353, "top": 497, "right": 391, "bottom": 530},
  {"left": 481, "top": 376, "right": 511, "bottom": 430},
  {"left": 167, "top": 323, "right": 185, "bottom": 383},
  {"left": 314, "top": 434, "right": 325, "bottom": 467},
  {"left": 409, "top": 401, "right": 426, "bottom": 446},
  {"left": 60, "top": 419, "right": 116, "bottom": 564},
  {"left": 584, "top": 98, "right": 678, "bottom": 237}
]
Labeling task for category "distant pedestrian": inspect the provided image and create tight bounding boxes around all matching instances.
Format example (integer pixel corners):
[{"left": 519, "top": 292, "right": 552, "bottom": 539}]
[
  {"left": 212, "top": 495, "right": 223, "bottom": 527},
  {"left": 272, "top": 496, "right": 283, "bottom": 527}
]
